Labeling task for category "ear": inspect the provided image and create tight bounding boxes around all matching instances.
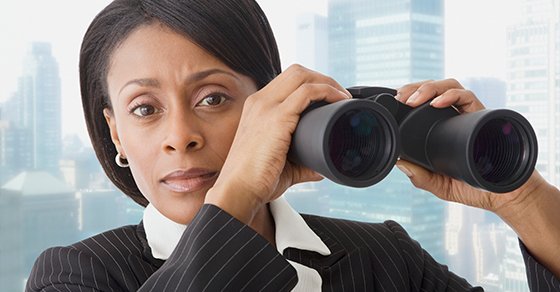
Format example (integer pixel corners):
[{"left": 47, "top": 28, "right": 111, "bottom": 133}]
[{"left": 103, "top": 108, "right": 125, "bottom": 157}]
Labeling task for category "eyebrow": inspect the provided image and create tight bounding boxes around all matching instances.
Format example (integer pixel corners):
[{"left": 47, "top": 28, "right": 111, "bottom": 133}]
[{"left": 118, "top": 68, "right": 240, "bottom": 95}]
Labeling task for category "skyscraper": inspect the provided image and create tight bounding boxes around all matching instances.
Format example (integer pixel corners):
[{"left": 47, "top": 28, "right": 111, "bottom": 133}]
[
  {"left": 323, "top": 0, "right": 446, "bottom": 262},
  {"left": 1, "top": 171, "right": 79, "bottom": 290},
  {"left": 6, "top": 42, "right": 62, "bottom": 176},
  {"left": 0, "top": 180, "right": 23, "bottom": 292},
  {"left": 328, "top": 0, "right": 444, "bottom": 88},
  {"left": 506, "top": 0, "right": 560, "bottom": 186},
  {"left": 461, "top": 77, "right": 507, "bottom": 109},
  {"left": 296, "top": 13, "right": 329, "bottom": 73}
]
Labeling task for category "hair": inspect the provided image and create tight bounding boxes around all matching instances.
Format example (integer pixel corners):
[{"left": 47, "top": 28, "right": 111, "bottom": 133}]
[{"left": 80, "top": 0, "right": 281, "bottom": 207}]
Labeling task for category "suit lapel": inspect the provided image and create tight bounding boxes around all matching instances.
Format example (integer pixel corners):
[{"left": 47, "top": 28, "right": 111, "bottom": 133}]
[
  {"left": 283, "top": 219, "right": 375, "bottom": 291},
  {"left": 124, "top": 222, "right": 164, "bottom": 286},
  {"left": 133, "top": 216, "right": 377, "bottom": 290}
]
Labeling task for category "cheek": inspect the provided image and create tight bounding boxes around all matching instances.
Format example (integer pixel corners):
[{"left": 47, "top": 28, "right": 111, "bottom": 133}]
[
  {"left": 204, "top": 122, "right": 238, "bottom": 163},
  {"left": 128, "top": 152, "right": 160, "bottom": 203},
  {"left": 119, "top": 130, "right": 162, "bottom": 201}
]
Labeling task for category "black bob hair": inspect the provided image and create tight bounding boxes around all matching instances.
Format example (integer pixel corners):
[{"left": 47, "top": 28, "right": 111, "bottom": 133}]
[{"left": 79, "top": 0, "right": 281, "bottom": 206}]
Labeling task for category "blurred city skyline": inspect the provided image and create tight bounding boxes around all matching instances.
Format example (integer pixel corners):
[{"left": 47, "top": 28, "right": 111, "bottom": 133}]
[
  {"left": 2, "top": 0, "right": 557, "bottom": 291},
  {"left": 0, "top": 0, "right": 523, "bottom": 145}
]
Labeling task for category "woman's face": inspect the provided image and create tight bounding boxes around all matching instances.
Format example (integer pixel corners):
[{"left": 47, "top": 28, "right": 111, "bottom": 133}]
[{"left": 104, "top": 24, "right": 257, "bottom": 224}]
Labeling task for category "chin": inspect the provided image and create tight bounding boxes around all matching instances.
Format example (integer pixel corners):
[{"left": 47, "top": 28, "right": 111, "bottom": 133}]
[{"left": 159, "top": 196, "right": 206, "bottom": 225}]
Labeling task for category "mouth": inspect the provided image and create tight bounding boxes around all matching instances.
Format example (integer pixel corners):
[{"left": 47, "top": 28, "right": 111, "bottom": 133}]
[{"left": 160, "top": 169, "right": 219, "bottom": 193}]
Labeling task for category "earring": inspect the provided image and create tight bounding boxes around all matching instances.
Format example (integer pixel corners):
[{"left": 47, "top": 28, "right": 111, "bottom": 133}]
[{"left": 115, "top": 153, "right": 129, "bottom": 168}]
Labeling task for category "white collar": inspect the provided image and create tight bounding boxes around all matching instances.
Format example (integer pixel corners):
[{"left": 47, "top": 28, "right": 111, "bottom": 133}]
[
  {"left": 269, "top": 196, "right": 331, "bottom": 256},
  {"left": 142, "top": 203, "right": 187, "bottom": 259},
  {"left": 142, "top": 196, "right": 331, "bottom": 260}
]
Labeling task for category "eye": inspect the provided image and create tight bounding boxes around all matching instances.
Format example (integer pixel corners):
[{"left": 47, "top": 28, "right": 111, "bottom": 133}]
[
  {"left": 131, "top": 104, "right": 158, "bottom": 117},
  {"left": 197, "top": 93, "right": 228, "bottom": 107}
]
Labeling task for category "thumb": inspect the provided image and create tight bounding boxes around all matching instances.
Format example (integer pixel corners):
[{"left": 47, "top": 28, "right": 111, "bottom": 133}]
[
  {"left": 395, "top": 159, "right": 444, "bottom": 195},
  {"left": 291, "top": 164, "right": 324, "bottom": 185}
]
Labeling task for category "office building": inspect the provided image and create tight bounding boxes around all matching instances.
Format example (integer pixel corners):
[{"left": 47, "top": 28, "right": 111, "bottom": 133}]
[
  {"left": 59, "top": 135, "right": 111, "bottom": 190},
  {"left": 461, "top": 77, "right": 507, "bottom": 109},
  {"left": 0, "top": 181, "right": 24, "bottom": 292},
  {"left": 77, "top": 188, "right": 143, "bottom": 238},
  {"left": 5, "top": 42, "right": 62, "bottom": 176},
  {"left": 506, "top": 0, "right": 560, "bottom": 186},
  {"left": 295, "top": 13, "right": 329, "bottom": 73},
  {"left": 328, "top": 0, "right": 444, "bottom": 88},
  {"left": 1, "top": 171, "right": 79, "bottom": 285}
]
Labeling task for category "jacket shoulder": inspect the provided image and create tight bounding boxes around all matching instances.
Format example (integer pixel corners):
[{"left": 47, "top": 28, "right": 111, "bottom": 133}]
[
  {"left": 302, "top": 215, "right": 477, "bottom": 291},
  {"left": 302, "top": 214, "right": 403, "bottom": 248},
  {"left": 26, "top": 224, "right": 154, "bottom": 292}
]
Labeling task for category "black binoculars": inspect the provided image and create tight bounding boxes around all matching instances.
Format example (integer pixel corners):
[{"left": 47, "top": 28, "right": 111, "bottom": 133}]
[{"left": 289, "top": 86, "right": 538, "bottom": 193}]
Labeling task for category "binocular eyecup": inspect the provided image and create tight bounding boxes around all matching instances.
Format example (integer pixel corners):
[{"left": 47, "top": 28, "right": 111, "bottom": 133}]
[{"left": 288, "top": 86, "right": 538, "bottom": 193}]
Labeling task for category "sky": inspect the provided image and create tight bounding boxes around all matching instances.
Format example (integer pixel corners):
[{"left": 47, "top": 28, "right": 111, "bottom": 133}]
[{"left": 0, "top": 0, "right": 522, "bottom": 144}]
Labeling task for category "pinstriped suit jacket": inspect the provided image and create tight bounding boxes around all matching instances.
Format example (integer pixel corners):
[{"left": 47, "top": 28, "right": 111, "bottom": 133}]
[{"left": 26, "top": 204, "right": 558, "bottom": 291}]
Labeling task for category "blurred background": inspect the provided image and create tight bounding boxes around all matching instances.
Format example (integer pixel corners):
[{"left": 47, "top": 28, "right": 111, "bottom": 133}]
[{"left": 1, "top": 0, "right": 558, "bottom": 291}]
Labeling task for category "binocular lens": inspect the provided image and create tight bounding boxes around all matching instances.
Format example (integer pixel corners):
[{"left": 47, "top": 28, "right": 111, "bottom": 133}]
[
  {"left": 328, "top": 109, "right": 386, "bottom": 178},
  {"left": 291, "top": 86, "right": 537, "bottom": 192},
  {"left": 473, "top": 118, "right": 525, "bottom": 185}
]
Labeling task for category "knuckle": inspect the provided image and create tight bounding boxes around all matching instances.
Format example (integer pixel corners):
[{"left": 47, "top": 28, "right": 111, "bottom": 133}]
[
  {"left": 287, "top": 64, "right": 307, "bottom": 75},
  {"left": 397, "top": 84, "right": 418, "bottom": 94},
  {"left": 244, "top": 93, "right": 268, "bottom": 112},
  {"left": 417, "top": 82, "right": 435, "bottom": 94},
  {"left": 446, "top": 78, "right": 463, "bottom": 89},
  {"left": 445, "top": 88, "right": 463, "bottom": 96},
  {"left": 464, "top": 89, "right": 476, "bottom": 97},
  {"left": 324, "top": 75, "right": 337, "bottom": 85},
  {"left": 244, "top": 94, "right": 258, "bottom": 106},
  {"left": 297, "top": 83, "right": 318, "bottom": 98},
  {"left": 299, "top": 82, "right": 315, "bottom": 93}
]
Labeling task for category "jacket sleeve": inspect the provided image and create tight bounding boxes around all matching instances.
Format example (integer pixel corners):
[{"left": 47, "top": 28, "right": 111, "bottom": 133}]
[
  {"left": 138, "top": 204, "right": 297, "bottom": 291},
  {"left": 384, "top": 220, "right": 484, "bottom": 292},
  {"left": 519, "top": 240, "right": 560, "bottom": 292},
  {"left": 26, "top": 204, "right": 297, "bottom": 292}
]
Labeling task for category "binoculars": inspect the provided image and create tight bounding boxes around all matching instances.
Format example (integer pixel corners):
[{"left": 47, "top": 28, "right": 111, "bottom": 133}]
[{"left": 289, "top": 86, "right": 538, "bottom": 193}]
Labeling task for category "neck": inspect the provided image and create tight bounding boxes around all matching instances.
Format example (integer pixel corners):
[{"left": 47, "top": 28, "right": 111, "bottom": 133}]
[{"left": 249, "top": 204, "right": 276, "bottom": 248}]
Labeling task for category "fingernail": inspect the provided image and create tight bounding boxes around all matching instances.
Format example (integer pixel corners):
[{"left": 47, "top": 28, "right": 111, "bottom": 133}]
[
  {"left": 406, "top": 91, "right": 419, "bottom": 105},
  {"left": 345, "top": 89, "right": 353, "bottom": 98},
  {"left": 340, "top": 90, "right": 351, "bottom": 98},
  {"left": 430, "top": 96, "right": 441, "bottom": 106},
  {"left": 394, "top": 93, "right": 402, "bottom": 101},
  {"left": 396, "top": 164, "right": 413, "bottom": 177}
]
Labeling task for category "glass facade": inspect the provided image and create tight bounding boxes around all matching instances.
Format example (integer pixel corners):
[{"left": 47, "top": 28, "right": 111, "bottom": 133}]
[
  {"left": 506, "top": 0, "right": 560, "bottom": 187},
  {"left": 328, "top": 0, "right": 444, "bottom": 88}
]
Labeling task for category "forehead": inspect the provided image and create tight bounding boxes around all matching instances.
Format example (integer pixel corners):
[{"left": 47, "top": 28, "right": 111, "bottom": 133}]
[{"left": 107, "top": 23, "right": 229, "bottom": 87}]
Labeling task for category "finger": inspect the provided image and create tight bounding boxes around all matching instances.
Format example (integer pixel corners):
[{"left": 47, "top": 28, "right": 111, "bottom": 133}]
[
  {"left": 395, "top": 80, "right": 431, "bottom": 102},
  {"left": 281, "top": 83, "right": 351, "bottom": 116},
  {"left": 429, "top": 88, "right": 485, "bottom": 113},
  {"left": 395, "top": 159, "right": 452, "bottom": 201},
  {"left": 290, "top": 164, "right": 324, "bottom": 185},
  {"left": 402, "top": 78, "right": 464, "bottom": 107},
  {"left": 261, "top": 64, "right": 352, "bottom": 103}
]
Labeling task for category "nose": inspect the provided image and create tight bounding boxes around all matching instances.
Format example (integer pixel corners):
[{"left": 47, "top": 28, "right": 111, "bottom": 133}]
[{"left": 162, "top": 111, "right": 204, "bottom": 153}]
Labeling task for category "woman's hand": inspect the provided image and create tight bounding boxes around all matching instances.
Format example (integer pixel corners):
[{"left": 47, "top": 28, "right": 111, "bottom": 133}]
[
  {"left": 394, "top": 79, "right": 543, "bottom": 213},
  {"left": 396, "top": 79, "right": 560, "bottom": 278},
  {"left": 205, "top": 64, "right": 351, "bottom": 224},
  {"left": 395, "top": 79, "right": 507, "bottom": 211}
]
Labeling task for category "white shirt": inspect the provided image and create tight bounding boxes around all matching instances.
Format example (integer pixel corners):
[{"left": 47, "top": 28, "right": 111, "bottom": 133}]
[{"left": 143, "top": 196, "right": 331, "bottom": 291}]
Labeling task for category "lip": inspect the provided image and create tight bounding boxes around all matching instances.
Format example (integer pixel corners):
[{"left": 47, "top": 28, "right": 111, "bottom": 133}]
[{"left": 160, "top": 168, "right": 218, "bottom": 193}]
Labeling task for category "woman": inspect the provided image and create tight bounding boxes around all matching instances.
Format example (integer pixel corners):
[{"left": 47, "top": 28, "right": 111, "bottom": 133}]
[{"left": 26, "top": 0, "right": 559, "bottom": 291}]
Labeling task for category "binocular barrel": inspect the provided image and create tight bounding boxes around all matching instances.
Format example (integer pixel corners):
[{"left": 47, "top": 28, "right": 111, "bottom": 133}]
[
  {"left": 289, "top": 98, "right": 399, "bottom": 187},
  {"left": 289, "top": 86, "right": 538, "bottom": 193}
]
